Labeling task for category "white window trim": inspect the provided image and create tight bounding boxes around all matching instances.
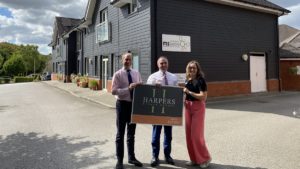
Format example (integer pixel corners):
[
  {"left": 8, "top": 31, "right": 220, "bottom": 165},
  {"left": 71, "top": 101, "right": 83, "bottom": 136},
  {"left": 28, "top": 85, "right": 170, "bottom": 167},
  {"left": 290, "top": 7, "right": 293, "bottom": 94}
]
[
  {"left": 96, "top": 8, "right": 110, "bottom": 43},
  {"left": 129, "top": 0, "right": 138, "bottom": 14}
]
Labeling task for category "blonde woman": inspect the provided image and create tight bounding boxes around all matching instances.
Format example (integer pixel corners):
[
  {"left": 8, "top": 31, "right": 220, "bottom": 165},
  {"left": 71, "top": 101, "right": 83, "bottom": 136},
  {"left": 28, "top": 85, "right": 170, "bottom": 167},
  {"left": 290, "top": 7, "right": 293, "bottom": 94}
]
[{"left": 183, "top": 60, "right": 211, "bottom": 168}]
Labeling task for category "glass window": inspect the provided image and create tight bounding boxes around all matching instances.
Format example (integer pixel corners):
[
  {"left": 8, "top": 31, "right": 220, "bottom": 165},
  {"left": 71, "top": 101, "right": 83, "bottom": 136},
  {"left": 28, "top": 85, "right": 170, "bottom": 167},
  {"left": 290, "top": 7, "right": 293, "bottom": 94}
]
[
  {"left": 85, "top": 58, "right": 89, "bottom": 76},
  {"left": 132, "top": 52, "right": 139, "bottom": 71},
  {"left": 95, "top": 56, "right": 98, "bottom": 76},
  {"left": 96, "top": 8, "right": 109, "bottom": 43}
]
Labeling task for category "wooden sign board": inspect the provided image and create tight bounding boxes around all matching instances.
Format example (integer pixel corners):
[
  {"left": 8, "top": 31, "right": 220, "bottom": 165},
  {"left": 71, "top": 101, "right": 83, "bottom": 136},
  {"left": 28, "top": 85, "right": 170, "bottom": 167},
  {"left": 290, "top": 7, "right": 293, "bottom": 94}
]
[{"left": 131, "top": 84, "right": 183, "bottom": 126}]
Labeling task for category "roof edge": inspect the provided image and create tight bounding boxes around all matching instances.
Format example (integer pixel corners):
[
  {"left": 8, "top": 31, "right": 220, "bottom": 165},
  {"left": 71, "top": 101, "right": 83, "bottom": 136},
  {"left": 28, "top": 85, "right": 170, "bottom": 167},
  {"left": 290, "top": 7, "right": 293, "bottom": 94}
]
[
  {"left": 84, "top": 0, "right": 97, "bottom": 26},
  {"left": 206, "top": 0, "right": 289, "bottom": 16}
]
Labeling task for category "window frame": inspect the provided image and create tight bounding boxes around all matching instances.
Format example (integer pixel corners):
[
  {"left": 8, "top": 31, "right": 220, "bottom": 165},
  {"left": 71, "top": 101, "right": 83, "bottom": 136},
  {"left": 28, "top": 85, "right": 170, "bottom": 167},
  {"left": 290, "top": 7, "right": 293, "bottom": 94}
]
[
  {"left": 131, "top": 51, "right": 139, "bottom": 71},
  {"left": 96, "top": 8, "right": 110, "bottom": 43},
  {"left": 128, "top": 0, "right": 138, "bottom": 14}
]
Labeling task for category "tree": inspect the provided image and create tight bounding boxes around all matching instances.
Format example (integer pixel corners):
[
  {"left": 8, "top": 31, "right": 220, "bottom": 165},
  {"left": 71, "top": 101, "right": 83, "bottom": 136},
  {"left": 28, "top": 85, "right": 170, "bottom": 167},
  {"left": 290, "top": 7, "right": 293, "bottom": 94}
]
[
  {"left": 2, "top": 54, "right": 26, "bottom": 77},
  {"left": 0, "top": 53, "right": 4, "bottom": 69},
  {"left": 0, "top": 53, "right": 4, "bottom": 76},
  {"left": 0, "top": 42, "right": 20, "bottom": 76},
  {"left": 0, "top": 42, "right": 47, "bottom": 76}
]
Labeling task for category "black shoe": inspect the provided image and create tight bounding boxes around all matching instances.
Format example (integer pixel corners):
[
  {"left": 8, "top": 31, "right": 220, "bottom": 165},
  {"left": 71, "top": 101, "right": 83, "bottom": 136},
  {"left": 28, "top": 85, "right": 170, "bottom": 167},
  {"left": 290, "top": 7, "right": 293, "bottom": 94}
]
[
  {"left": 150, "top": 157, "right": 159, "bottom": 167},
  {"left": 115, "top": 161, "right": 124, "bottom": 169},
  {"left": 128, "top": 158, "right": 143, "bottom": 167},
  {"left": 165, "top": 156, "right": 175, "bottom": 165}
]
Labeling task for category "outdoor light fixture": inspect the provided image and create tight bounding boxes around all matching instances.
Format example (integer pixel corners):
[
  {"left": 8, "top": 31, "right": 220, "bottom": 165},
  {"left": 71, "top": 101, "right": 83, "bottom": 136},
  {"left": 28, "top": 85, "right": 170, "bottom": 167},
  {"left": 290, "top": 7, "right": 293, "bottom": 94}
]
[{"left": 242, "top": 53, "right": 248, "bottom": 61}]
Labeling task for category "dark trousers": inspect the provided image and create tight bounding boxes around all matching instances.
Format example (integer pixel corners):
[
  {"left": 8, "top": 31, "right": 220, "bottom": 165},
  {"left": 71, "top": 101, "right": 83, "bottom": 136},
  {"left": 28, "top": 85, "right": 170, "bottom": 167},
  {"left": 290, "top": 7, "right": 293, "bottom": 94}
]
[
  {"left": 116, "top": 100, "right": 136, "bottom": 162},
  {"left": 151, "top": 125, "right": 172, "bottom": 158}
]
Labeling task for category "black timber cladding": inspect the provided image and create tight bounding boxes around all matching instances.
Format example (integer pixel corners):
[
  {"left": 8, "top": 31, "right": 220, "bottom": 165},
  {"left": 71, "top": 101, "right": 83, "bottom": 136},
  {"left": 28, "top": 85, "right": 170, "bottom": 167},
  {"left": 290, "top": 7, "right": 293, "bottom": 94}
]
[
  {"left": 82, "top": 0, "right": 151, "bottom": 81},
  {"left": 155, "top": 0, "right": 279, "bottom": 82}
]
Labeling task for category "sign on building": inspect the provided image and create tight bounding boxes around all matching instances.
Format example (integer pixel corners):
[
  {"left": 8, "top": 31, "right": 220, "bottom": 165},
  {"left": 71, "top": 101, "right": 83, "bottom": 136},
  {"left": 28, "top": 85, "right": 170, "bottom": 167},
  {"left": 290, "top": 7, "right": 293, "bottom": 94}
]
[
  {"left": 131, "top": 84, "right": 183, "bottom": 125},
  {"left": 162, "top": 34, "right": 191, "bottom": 52}
]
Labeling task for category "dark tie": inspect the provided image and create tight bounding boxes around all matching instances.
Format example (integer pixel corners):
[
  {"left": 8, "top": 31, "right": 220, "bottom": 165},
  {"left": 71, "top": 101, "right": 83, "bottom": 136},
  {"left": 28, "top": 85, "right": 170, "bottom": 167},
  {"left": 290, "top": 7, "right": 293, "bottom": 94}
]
[
  {"left": 163, "top": 72, "right": 168, "bottom": 85},
  {"left": 127, "top": 69, "right": 133, "bottom": 99}
]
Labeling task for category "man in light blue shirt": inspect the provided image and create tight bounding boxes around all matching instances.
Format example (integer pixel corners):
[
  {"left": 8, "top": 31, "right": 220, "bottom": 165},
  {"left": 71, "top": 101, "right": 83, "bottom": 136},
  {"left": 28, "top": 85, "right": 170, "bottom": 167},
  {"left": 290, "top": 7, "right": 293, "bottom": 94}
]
[{"left": 147, "top": 56, "right": 178, "bottom": 167}]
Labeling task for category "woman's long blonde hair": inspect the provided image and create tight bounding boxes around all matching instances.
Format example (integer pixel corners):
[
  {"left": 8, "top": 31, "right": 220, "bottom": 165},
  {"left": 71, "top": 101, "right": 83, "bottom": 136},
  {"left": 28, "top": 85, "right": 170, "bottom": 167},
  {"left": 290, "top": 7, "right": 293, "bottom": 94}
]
[{"left": 185, "top": 60, "right": 205, "bottom": 80}]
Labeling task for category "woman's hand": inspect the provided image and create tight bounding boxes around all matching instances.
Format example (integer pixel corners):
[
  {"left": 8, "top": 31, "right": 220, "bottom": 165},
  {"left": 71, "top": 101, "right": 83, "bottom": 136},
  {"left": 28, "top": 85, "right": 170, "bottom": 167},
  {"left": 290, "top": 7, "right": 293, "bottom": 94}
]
[{"left": 183, "top": 87, "right": 189, "bottom": 94}]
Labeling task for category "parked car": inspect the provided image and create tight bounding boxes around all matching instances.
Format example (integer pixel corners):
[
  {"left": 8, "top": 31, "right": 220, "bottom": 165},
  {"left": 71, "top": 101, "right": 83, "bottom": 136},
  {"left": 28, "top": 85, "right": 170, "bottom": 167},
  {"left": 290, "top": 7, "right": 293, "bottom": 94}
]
[
  {"left": 27, "top": 73, "right": 41, "bottom": 79},
  {"left": 41, "top": 72, "right": 51, "bottom": 81}
]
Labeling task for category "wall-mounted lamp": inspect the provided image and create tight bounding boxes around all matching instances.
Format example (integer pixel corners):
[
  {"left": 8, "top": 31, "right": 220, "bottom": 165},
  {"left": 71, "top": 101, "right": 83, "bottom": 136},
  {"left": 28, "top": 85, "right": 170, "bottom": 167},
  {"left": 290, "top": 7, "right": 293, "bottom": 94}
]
[
  {"left": 242, "top": 54, "right": 248, "bottom": 61},
  {"left": 89, "top": 58, "right": 93, "bottom": 65}
]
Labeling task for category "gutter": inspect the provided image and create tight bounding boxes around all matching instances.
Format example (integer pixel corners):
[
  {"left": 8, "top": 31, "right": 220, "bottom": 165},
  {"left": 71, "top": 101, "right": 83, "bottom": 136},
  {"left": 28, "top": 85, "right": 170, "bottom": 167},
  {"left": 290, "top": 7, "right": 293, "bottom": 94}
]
[{"left": 206, "top": 0, "right": 289, "bottom": 16}]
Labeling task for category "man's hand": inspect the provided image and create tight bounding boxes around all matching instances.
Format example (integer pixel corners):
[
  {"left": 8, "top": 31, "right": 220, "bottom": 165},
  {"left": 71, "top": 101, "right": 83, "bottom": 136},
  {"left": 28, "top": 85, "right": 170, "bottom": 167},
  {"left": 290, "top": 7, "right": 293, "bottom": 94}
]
[{"left": 129, "top": 82, "right": 142, "bottom": 90}]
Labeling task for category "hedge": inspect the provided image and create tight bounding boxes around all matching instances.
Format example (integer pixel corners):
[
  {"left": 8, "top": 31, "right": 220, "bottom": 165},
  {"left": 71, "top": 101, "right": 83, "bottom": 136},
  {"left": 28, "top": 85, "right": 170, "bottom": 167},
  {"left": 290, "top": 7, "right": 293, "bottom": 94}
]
[
  {"left": 0, "top": 76, "right": 11, "bottom": 84},
  {"left": 14, "top": 76, "right": 34, "bottom": 83}
]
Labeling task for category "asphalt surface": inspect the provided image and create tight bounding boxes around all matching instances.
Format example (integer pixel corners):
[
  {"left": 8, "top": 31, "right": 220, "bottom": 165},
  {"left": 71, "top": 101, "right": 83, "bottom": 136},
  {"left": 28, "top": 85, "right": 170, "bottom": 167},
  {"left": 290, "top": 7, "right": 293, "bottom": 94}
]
[{"left": 0, "top": 82, "right": 299, "bottom": 169}]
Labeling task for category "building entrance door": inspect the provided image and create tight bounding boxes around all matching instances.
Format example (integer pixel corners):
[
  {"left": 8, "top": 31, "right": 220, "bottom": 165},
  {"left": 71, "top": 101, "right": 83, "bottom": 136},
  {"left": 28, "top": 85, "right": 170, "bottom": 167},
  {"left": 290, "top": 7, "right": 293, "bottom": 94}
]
[{"left": 250, "top": 55, "right": 267, "bottom": 92}]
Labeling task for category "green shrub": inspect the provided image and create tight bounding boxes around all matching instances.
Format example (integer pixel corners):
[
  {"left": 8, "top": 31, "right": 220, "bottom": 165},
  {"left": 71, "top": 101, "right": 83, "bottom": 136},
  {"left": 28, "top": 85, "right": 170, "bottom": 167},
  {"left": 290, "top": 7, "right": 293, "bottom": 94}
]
[
  {"left": 14, "top": 76, "right": 34, "bottom": 83},
  {"left": 3, "top": 55, "right": 26, "bottom": 77},
  {"left": 88, "top": 79, "right": 98, "bottom": 88}
]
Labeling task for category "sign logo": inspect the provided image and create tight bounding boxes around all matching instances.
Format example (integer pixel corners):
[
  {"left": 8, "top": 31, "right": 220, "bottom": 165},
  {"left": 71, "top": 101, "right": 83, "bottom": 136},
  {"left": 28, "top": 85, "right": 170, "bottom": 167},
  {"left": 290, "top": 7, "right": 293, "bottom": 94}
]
[{"left": 162, "top": 34, "right": 191, "bottom": 52}]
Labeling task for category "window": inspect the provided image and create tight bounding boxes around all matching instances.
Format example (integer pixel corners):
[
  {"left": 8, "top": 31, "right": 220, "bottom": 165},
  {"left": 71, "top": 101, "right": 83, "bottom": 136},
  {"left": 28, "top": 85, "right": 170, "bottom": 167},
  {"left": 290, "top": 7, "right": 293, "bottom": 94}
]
[
  {"left": 96, "top": 8, "right": 109, "bottom": 43},
  {"left": 85, "top": 57, "right": 89, "bottom": 75},
  {"left": 110, "top": 54, "right": 114, "bottom": 77},
  {"left": 132, "top": 52, "right": 139, "bottom": 71},
  {"left": 76, "top": 32, "right": 81, "bottom": 50},
  {"left": 128, "top": 0, "right": 137, "bottom": 14},
  {"left": 95, "top": 56, "right": 99, "bottom": 76}
]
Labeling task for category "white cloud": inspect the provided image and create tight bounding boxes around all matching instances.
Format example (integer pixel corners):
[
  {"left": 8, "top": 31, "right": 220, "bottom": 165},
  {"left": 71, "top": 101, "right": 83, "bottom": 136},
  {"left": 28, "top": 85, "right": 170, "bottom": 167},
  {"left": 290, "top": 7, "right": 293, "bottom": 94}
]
[
  {"left": 0, "top": 0, "right": 87, "bottom": 55},
  {"left": 279, "top": 3, "right": 300, "bottom": 29}
]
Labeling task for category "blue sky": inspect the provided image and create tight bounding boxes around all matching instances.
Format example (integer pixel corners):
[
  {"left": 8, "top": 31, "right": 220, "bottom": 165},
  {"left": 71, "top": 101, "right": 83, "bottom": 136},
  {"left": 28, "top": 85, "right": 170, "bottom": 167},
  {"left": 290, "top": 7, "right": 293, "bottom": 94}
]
[
  {"left": 0, "top": 7, "right": 12, "bottom": 18},
  {"left": 0, "top": 0, "right": 299, "bottom": 55}
]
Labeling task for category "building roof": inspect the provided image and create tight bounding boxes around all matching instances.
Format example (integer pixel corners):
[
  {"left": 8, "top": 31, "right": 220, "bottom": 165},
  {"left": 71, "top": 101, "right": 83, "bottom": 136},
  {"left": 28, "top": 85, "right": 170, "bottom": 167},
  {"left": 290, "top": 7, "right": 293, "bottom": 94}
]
[
  {"left": 235, "top": 0, "right": 290, "bottom": 13},
  {"left": 280, "top": 43, "right": 300, "bottom": 58},
  {"left": 55, "top": 17, "right": 82, "bottom": 36},
  {"left": 49, "top": 17, "right": 81, "bottom": 46},
  {"left": 206, "top": 0, "right": 290, "bottom": 15},
  {"left": 279, "top": 25, "right": 300, "bottom": 58},
  {"left": 279, "top": 24, "right": 300, "bottom": 44}
]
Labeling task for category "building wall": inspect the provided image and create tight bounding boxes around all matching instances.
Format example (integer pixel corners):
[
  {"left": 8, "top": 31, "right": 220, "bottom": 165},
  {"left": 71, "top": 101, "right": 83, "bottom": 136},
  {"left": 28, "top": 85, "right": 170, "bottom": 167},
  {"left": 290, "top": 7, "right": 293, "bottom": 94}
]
[
  {"left": 280, "top": 60, "right": 300, "bottom": 91},
  {"left": 82, "top": 0, "right": 151, "bottom": 82},
  {"left": 52, "top": 37, "right": 68, "bottom": 74},
  {"left": 155, "top": 0, "right": 279, "bottom": 82}
]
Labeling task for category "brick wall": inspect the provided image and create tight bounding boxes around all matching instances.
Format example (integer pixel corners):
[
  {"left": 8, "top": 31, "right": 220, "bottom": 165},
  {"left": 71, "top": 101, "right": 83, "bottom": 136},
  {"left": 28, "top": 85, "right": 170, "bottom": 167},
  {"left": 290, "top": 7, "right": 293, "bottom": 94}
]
[
  {"left": 267, "top": 79, "right": 280, "bottom": 91},
  {"left": 207, "top": 80, "right": 251, "bottom": 97}
]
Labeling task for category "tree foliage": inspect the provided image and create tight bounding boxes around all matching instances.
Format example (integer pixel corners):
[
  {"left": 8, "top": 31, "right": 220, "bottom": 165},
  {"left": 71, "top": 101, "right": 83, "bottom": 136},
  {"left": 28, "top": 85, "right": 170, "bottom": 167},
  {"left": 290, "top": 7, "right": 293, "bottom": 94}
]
[
  {"left": 0, "top": 42, "right": 48, "bottom": 76},
  {"left": 3, "top": 54, "right": 26, "bottom": 77}
]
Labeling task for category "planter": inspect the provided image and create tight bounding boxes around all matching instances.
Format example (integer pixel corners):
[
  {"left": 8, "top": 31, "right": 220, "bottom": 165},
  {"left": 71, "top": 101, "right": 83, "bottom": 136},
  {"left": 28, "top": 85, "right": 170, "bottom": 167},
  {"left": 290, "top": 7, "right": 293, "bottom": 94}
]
[
  {"left": 90, "top": 86, "right": 97, "bottom": 90},
  {"left": 88, "top": 79, "right": 98, "bottom": 90},
  {"left": 80, "top": 81, "right": 88, "bottom": 88}
]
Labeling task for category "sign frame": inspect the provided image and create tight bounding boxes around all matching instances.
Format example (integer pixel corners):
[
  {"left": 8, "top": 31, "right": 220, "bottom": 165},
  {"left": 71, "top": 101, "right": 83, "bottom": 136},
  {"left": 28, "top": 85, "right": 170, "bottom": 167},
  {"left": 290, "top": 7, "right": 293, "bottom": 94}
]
[{"left": 131, "top": 84, "right": 183, "bottom": 126}]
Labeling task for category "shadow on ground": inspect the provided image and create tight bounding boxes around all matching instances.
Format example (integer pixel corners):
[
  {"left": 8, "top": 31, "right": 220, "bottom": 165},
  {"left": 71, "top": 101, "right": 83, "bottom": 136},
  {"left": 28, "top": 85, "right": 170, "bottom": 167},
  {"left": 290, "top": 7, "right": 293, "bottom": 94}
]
[
  {"left": 207, "top": 91, "right": 300, "bottom": 118},
  {"left": 0, "top": 105, "right": 10, "bottom": 113},
  {"left": 0, "top": 132, "right": 113, "bottom": 168},
  {"left": 121, "top": 159, "right": 266, "bottom": 169}
]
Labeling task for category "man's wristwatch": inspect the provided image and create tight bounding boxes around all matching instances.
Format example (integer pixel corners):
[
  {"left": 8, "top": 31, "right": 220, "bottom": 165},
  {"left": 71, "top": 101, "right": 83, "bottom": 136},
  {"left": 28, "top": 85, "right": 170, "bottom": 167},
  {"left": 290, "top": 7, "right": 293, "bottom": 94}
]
[{"left": 189, "top": 91, "right": 192, "bottom": 95}]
